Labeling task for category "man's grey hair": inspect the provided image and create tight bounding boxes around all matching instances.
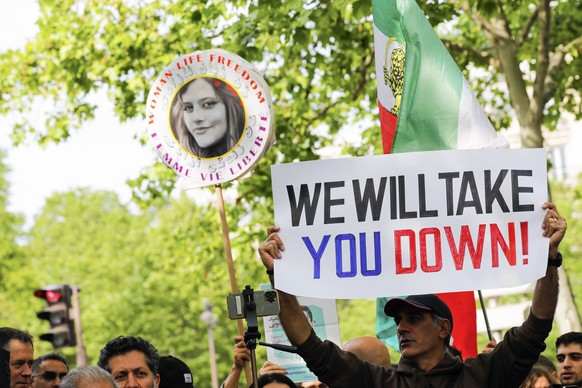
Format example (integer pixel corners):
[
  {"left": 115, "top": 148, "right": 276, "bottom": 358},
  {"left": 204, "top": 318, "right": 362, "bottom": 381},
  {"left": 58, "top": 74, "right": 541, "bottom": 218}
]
[{"left": 60, "top": 366, "right": 117, "bottom": 388}]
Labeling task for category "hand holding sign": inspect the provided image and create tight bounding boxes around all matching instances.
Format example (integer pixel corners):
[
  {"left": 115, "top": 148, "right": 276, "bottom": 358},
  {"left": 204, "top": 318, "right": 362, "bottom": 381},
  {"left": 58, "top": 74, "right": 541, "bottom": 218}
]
[
  {"left": 541, "top": 201, "right": 566, "bottom": 260},
  {"left": 259, "top": 226, "right": 285, "bottom": 273}
]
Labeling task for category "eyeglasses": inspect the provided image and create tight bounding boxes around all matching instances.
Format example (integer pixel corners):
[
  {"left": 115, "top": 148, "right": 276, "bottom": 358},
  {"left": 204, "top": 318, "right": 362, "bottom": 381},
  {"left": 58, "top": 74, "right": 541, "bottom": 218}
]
[{"left": 34, "top": 371, "right": 68, "bottom": 381}]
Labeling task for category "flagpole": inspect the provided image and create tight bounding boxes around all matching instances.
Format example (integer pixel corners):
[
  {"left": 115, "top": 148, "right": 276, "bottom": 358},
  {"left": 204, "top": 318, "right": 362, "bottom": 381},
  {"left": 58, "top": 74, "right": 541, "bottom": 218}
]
[
  {"left": 215, "top": 184, "right": 252, "bottom": 384},
  {"left": 477, "top": 290, "right": 493, "bottom": 341}
]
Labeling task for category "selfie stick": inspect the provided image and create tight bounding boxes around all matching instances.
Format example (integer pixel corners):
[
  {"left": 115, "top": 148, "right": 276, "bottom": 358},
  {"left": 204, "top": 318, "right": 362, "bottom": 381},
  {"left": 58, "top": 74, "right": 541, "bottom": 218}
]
[
  {"left": 241, "top": 285, "right": 261, "bottom": 388},
  {"left": 215, "top": 184, "right": 252, "bottom": 383}
]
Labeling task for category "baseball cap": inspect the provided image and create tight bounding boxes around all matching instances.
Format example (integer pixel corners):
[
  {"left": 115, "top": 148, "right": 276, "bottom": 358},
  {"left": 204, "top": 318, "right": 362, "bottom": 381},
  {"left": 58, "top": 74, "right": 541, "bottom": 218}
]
[
  {"left": 159, "top": 355, "right": 194, "bottom": 388},
  {"left": 383, "top": 294, "right": 453, "bottom": 331}
]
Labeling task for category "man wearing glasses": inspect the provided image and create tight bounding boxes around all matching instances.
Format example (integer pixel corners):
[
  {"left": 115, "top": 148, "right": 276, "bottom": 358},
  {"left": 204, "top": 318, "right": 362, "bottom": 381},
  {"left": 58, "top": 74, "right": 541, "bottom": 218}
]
[{"left": 30, "top": 353, "right": 69, "bottom": 388}]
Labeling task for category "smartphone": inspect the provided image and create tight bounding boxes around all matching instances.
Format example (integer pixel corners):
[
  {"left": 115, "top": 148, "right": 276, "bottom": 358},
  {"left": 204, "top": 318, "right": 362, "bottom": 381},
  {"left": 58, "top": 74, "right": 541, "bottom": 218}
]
[{"left": 226, "top": 289, "right": 280, "bottom": 319}]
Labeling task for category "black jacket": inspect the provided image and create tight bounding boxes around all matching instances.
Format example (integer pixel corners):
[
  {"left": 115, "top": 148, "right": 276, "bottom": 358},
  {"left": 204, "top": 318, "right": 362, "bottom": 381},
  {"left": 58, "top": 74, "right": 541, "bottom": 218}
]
[{"left": 297, "top": 312, "right": 552, "bottom": 387}]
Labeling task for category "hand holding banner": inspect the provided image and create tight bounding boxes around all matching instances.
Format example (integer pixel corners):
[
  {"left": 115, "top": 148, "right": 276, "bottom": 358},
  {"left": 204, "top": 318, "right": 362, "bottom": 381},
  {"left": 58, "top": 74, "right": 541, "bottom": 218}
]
[{"left": 271, "top": 148, "right": 548, "bottom": 299}]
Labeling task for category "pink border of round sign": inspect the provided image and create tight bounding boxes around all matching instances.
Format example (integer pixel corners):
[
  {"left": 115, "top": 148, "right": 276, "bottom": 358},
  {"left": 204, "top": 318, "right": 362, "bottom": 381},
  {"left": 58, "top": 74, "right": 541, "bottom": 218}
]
[{"left": 146, "top": 49, "right": 275, "bottom": 187}]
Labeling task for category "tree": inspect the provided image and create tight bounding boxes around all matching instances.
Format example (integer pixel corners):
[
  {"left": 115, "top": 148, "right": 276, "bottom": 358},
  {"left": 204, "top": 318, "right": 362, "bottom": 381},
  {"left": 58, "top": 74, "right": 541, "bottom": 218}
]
[
  {"left": 426, "top": 0, "right": 582, "bottom": 148},
  {"left": 0, "top": 150, "right": 26, "bottom": 325},
  {"left": 0, "top": 0, "right": 580, "bottom": 201}
]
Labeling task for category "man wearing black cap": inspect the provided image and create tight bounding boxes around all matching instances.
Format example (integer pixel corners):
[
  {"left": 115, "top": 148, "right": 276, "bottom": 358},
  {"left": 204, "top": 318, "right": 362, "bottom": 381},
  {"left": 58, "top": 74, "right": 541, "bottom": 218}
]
[{"left": 258, "top": 202, "right": 566, "bottom": 387}]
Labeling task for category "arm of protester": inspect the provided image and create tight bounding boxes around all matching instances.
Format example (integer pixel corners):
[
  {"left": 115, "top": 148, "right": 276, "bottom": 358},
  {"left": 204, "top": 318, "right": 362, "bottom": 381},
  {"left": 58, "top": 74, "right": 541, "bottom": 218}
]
[
  {"left": 259, "top": 361, "right": 288, "bottom": 376},
  {"left": 530, "top": 202, "right": 566, "bottom": 321},
  {"left": 222, "top": 336, "right": 250, "bottom": 388},
  {"left": 259, "top": 226, "right": 313, "bottom": 347}
]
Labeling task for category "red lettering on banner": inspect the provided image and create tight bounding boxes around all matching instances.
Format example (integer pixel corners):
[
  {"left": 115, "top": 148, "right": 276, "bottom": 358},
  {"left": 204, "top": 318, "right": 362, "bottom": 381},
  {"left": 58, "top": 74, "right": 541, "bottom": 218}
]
[
  {"left": 445, "top": 225, "right": 486, "bottom": 270},
  {"left": 395, "top": 222, "right": 526, "bottom": 274},
  {"left": 520, "top": 222, "right": 528, "bottom": 264},
  {"left": 491, "top": 222, "right": 516, "bottom": 267},
  {"left": 420, "top": 228, "right": 442, "bottom": 273},
  {"left": 395, "top": 229, "right": 416, "bottom": 274}
]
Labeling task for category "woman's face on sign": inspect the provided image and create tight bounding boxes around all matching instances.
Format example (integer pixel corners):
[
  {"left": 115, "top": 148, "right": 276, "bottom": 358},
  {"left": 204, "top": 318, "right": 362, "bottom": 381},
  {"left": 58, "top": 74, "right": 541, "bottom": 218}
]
[{"left": 181, "top": 78, "right": 228, "bottom": 148}]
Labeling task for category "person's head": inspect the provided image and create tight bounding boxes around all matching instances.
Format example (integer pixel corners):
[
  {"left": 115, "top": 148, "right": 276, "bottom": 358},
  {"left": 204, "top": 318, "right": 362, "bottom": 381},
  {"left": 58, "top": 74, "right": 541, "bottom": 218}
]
[
  {"left": 171, "top": 76, "right": 245, "bottom": 158},
  {"left": 384, "top": 294, "right": 452, "bottom": 367},
  {"left": 31, "top": 353, "right": 69, "bottom": 388},
  {"left": 0, "top": 327, "right": 34, "bottom": 388},
  {"left": 296, "top": 381, "right": 328, "bottom": 388},
  {"left": 519, "top": 365, "right": 559, "bottom": 388},
  {"left": 255, "top": 373, "right": 296, "bottom": 388},
  {"left": 342, "top": 336, "right": 392, "bottom": 369},
  {"left": 98, "top": 336, "right": 160, "bottom": 388},
  {"left": 535, "top": 354, "right": 559, "bottom": 384},
  {"left": 158, "top": 355, "right": 194, "bottom": 388},
  {"left": 555, "top": 331, "right": 582, "bottom": 386},
  {"left": 60, "top": 366, "right": 117, "bottom": 388}
]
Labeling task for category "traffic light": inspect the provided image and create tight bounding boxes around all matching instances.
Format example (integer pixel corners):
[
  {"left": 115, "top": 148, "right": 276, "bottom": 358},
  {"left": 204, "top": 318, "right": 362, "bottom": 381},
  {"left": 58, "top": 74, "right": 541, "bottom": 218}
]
[{"left": 33, "top": 284, "right": 76, "bottom": 348}]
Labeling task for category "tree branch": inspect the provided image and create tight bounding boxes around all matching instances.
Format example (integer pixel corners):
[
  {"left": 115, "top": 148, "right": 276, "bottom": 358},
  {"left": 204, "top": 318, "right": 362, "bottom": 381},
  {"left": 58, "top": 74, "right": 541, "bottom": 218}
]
[
  {"left": 532, "top": 0, "right": 550, "bottom": 129},
  {"left": 454, "top": 0, "right": 512, "bottom": 41},
  {"left": 442, "top": 39, "right": 493, "bottom": 66},
  {"left": 308, "top": 52, "right": 374, "bottom": 126},
  {"left": 495, "top": 0, "right": 514, "bottom": 40},
  {"left": 517, "top": 6, "right": 539, "bottom": 47},
  {"left": 543, "top": 35, "right": 582, "bottom": 104}
]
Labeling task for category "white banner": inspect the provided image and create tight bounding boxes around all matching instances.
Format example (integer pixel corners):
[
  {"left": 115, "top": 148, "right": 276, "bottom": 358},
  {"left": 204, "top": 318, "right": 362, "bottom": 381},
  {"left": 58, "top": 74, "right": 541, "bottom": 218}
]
[{"left": 271, "top": 148, "right": 548, "bottom": 299}]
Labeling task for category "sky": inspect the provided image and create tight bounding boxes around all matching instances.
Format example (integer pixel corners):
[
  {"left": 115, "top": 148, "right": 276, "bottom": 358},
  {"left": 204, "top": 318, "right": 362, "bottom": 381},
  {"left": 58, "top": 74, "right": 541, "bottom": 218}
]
[{"left": 0, "top": 0, "right": 155, "bottom": 228}]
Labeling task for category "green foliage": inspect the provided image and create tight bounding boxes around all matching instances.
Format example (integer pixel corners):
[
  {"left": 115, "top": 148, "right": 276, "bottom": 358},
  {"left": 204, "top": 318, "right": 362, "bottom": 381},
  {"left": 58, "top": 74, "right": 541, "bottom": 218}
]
[{"left": 0, "top": 151, "right": 26, "bottom": 325}]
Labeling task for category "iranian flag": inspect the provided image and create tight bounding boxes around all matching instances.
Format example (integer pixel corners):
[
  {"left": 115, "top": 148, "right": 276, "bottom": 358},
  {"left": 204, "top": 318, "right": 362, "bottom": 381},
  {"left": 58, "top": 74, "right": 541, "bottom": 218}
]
[
  {"left": 372, "top": 0, "right": 507, "bottom": 153},
  {"left": 372, "top": 0, "right": 507, "bottom": 359}
]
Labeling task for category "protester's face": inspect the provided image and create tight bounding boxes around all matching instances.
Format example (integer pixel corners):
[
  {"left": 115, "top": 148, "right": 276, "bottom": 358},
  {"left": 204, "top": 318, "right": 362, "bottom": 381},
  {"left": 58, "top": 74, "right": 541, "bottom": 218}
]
[
  {"left": 395, "top": 309, "right": 446, "bottom": 361},
  {"left": 30, "top": 359, "right": 68, "bottom": 388},
  {"left": 7, "top": 339, "right": 34, "bottom": 388},
  {"left": 532, "top": 375, "right": 551, "bottom": 388},
  {"left": 108, "top": 350, "right": 159, "bottom": 388},
  {"left": 557, "top": 342, "right": 582, "bottom": 386},
  {"left": 181, "top": 79, "right": 228, "bottom": 149}
]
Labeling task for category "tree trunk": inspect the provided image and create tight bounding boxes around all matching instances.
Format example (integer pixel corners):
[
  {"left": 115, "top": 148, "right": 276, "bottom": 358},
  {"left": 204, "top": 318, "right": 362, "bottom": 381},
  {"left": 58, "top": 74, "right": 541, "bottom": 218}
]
[{"left": 556, "top": 266, "right": 582, "bottom": 332}]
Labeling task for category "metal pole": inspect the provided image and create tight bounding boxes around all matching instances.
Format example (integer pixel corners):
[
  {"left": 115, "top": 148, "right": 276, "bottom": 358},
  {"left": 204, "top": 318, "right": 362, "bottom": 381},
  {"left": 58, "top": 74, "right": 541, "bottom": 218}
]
[
  {"left": 477, "top": 290, "right": 493, "bottom": 341},
  {"left": 71, "top": 286, "right": 89, "bottom": 367},
  {"left": 200, "top": 301, "right": 219, "bottom": 388}
]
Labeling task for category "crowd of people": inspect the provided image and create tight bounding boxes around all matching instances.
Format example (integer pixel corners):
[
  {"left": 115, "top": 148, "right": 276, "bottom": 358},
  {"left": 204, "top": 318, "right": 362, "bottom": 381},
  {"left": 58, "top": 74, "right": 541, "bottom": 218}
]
[
  {"left": 1, "top": 201, "right": 579, "bottom": 387},
  {"left": 0, "top": 328, "right": 194, "bottom": 388}
]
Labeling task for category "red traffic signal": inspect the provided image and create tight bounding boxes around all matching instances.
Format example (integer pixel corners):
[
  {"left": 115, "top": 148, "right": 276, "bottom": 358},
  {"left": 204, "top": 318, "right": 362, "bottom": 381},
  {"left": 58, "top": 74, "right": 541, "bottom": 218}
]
[
  {"left": 34, "top": 284, "right": 76, "bottom": 349},
  {"left": 33, "top": 289, "right": 63, "bottom": 304}
]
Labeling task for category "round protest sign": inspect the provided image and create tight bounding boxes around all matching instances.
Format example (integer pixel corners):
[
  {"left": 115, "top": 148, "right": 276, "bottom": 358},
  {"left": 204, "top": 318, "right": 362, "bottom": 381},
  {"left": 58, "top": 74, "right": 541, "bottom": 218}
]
[{"left": 146, "top": 49, "right": 275, "bottom": 187}]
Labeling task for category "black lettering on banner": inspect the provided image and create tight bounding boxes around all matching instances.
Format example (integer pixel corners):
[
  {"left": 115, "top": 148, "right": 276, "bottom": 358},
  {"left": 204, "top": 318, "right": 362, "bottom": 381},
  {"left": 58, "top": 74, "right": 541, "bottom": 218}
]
[
  {"left": 457, "top": 172, "right": 483, "bottom": 215},
  {"left": 511, "top": 170, "right": 534, "bottom": 212},
  {"left": 398, "top": 176, "right": 417, "bottom": 219},
  {"left": 287, "top": 183, "right": 322, "bottom": 226},
  {"left": 439, "top": 172, "right": 460, "bottom": 216},
  {"left": 353, "top": 178, "right": 387, "bottom": 222},
  {"left": 324, "top": 181, "right": 345, "bottom": 224},
  {"left": 418, "top": 174, "right": 438, "bottom": 218},
  {"left": 484, "top": 169, "right": 510, "bottom": 213}
]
